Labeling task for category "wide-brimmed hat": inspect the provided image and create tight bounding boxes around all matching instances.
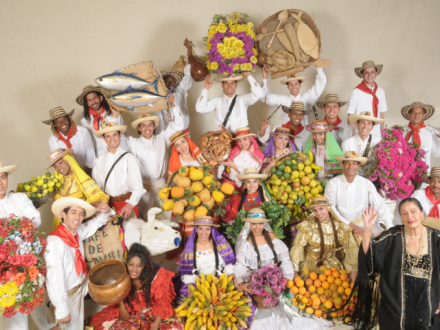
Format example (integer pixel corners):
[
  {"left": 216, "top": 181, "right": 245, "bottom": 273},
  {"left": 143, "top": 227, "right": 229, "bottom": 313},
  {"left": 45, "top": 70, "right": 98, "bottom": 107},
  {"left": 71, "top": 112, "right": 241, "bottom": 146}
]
[
  {"left": 46, "top": 148, "right": 73, "bottom": 170},
  {"left": 0, "top": 161, "right": 18, "bottom": 176},
  {"left": 354, "top": 60, "right": 383, "bottom": 78},
  {"left": 401, "top": 101, "right": 435, "bottom": 121},
  {"left": 215, "top": 74, "right": 244, "bottom": 82},
  {"left": 306, "top": 120, "right": 331, "bottom": 133},
  {"left": 168, "top": 131, "right": 189, "bottom": 148},
  {"left": 316, "top": 94, "right": 348, "bottom": 109},
  {"left": 161, "top": 71, "right": 184, "bottom": 86},
  {"left": 349, "top": 111, "right": 384, "bottom": 125},
  {"left": 52, "top": 197, "right": 96, "bottom": 219},
  {"left": 336, "top": 151, "right": 368, "bottom": 165},
  {"left": 422, "top": 167, "right": 440, "bottom": 183},
  {"left": 280, "top": 74, "right": 306, "bottom": 85},
  {"left": 270, "top": 127, "right": 295, "bottom": 138},
  {"left": 237, "top": 167, "right": 268, "bottom": 182},
  {"left": 233, "top": 127, "right": 256, "bottom": 140},
  {"left": 94, "top": 121, "right": 127, "bottom": 138},
  {"left": 281, "top": 101, "right": 312, "bottom": 114},
  {"left": 307, "top": 196, "right": 333, "bottom": 210},
  {"left": 131, "top": 113, "right": 161, "bottom": 130},
  {"left": 42, "top": 107, "right": 75, "bottom": 125},
  {"left": 75, "top": 85, "right": 103, "bottom": 106},
  {"left": 186, "top": 216, "right": 220, "bottom": 228},
  {"left": 242, "top": 208, "right": 271, "bottom": 223}
]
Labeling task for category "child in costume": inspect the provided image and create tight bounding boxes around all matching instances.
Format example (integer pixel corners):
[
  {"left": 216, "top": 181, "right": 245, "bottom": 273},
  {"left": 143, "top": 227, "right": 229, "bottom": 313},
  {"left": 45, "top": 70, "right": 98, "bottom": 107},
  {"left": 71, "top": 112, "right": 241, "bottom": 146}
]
[{"left": 262, "top": 127, "right": 297, "bottom": 174}]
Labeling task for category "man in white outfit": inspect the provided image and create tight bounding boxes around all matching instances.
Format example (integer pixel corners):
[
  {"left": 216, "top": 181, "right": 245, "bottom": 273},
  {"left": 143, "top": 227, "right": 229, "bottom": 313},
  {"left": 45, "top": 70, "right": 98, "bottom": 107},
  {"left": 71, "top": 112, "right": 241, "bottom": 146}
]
[
  {"left": 195, "top": 72, "right": 262, "bottom": 133},
  {"left": 325, "top": 151, "right": 394, "bottom": 237},
  {"left": 260, "top": 62, "right": 327, "bottom": 126},
  {"left": 45, "top": 198, "right": 113, "bottom": 330}
]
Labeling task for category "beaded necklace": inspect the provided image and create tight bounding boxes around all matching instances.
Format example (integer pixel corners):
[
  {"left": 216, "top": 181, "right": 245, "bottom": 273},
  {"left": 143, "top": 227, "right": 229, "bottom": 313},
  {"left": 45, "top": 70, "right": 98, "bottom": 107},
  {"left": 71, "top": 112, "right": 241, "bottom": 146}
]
[{"left": 404, "top": 227, "right": 425, "bottom": 268}]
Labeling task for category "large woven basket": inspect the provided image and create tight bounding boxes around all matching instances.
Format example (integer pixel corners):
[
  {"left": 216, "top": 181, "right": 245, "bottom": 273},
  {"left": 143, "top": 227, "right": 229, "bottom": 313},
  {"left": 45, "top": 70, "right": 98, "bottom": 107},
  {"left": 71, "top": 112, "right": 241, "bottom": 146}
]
[
  {"left": 32, "top": 191, "right": 57, "bottom": 209},
  {"left": 100, "top": 61, "right": 171, "bottom": 114},
  {"left": 255, "top": 9, "right": 321, "bottom": 78},
  {"left": 253, "top": 294, "right": 277, "bottom": 309}
]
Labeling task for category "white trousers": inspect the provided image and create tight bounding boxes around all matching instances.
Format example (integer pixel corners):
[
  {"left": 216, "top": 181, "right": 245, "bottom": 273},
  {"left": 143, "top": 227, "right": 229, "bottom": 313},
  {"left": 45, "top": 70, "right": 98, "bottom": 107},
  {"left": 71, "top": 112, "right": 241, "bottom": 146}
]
[
  {"left": 55, "top": 278, "right": 88, "bottom": 330},
  {"left": 3, "top": 303, "right": 54, "bottom": 330}
]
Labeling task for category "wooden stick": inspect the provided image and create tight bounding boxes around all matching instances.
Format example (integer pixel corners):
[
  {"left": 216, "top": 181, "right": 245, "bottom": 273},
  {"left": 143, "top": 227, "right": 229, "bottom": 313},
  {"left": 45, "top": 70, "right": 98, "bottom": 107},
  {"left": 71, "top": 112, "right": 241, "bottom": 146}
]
[{"left": 263, "top": 96, "right": 267, "bottom": 120}]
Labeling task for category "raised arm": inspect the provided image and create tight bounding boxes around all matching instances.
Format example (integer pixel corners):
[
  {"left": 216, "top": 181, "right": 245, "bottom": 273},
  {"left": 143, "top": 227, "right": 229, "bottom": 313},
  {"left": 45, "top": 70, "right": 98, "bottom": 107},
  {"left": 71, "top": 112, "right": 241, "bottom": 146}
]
[
  {"left": 159, "top": 105, "right": 185, "bottom": 141},
  {"left": 241, "top": 73, "right": 263, "bottom": 106},
  {"left": 195, "top": 74, "right": 216, "bottom": 114},
  {"left": 362, "top": 206, "right": 378, "bottom": 254},
  {"left": 301, "top": 67, "right": 327, "bottom": 104}
]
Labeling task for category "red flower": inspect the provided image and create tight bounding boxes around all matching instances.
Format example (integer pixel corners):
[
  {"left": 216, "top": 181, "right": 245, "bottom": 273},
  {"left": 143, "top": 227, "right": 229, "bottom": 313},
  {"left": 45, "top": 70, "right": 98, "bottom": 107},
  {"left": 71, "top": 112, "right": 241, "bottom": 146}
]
[
  {"left": 19, "top": 301, "right": 35, "bottom": 314},
  {"left": 3, "top": 306, "right": 17, "bottom": 318},
  {"left": 13, "top": 272, "right": 26, "bottom": 286},
  {"left": 29, "top": 268, "right": 39, "bottom": 280}
]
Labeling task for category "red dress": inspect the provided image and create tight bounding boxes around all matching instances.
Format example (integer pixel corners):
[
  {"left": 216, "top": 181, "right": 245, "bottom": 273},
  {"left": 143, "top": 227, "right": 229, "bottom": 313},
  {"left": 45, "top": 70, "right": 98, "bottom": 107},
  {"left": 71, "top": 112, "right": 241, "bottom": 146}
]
[
  {"left": 88, "top": 268, "right": 184, "bottom": 330},
  {"left": 223, "top": 191, "right": 263, "bottom": 222}
]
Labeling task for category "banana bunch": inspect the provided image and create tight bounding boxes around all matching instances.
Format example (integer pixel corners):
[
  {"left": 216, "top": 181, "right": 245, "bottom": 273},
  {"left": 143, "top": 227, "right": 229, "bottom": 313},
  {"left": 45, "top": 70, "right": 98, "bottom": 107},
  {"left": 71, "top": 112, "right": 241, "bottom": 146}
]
[{"left": 175, "top": 273, "right": 252, "bottom": 330}]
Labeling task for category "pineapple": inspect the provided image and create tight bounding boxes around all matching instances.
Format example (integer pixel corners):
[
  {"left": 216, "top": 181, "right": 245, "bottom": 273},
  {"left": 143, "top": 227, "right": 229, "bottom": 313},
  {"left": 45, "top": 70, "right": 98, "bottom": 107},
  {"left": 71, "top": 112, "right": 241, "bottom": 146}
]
[
  {"left": 189, "top": 195, "right": 201, "bottom": 207},
  {"left": 221, "top": 183, "right": 235, "bottom": 195},
  {"left": 162, "top": 199, "right": 174, "bottom": 211},
  {"left": 198, "top": 188, "right": 211, "bottom": 203},
  {"left": 183, "top": 209, "right": 196, "bottom": 222},
  {"left": 204, "top": 197, "right": 215, "bottom": 210},
  {"left": 189, "top": 168, "right": 204, "bottom": 181},
  {"left": 181, "top": 199, "right": 189, "bottom": 207},
  {"left": 173, "top": 174, "right": 182, "bottom": 185},
  {"left": 202, "top": 175, "right": 214, "bottom": 186},
  {"left": 212, "top": 191, "right": 225, "bottom": 203},
  {"left": 177, "top": 176, "right": 191, "bottom": 188},
  {"left": 173, "top": 201, "right": 185, "bottom": 215},
  {"left": 171, "top": 186, "right": 185, "bottom": 198},
  {"left": 191, "top": 181, "right": 204, "bottom": 193},
  {"left": 158, "top": 187, "right": 171, "bottom": 200},
  {"left": 194, "top": 205, "right": 208, "bottom": 217},
  {"left": 178, "top": 166, "right": 190, "bottom": 177}
]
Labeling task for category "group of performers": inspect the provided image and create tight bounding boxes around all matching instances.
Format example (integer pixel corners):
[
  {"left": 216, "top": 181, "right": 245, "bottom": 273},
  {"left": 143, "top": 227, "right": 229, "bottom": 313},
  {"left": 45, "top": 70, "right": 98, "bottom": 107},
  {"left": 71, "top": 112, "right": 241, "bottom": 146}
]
[{"left": 1, "top": 44, "right": 440, "bottom": 330}]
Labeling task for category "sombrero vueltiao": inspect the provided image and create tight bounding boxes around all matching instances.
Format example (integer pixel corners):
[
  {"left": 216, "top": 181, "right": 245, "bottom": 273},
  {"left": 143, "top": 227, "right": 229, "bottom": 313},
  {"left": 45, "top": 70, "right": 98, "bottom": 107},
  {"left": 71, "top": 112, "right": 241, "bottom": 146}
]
[
  {"left": 422, "top": 167, "right": 440, "bottom": 184},
  {"left": 237, "top": 167, "right": 268, "bottom": 182},
  {"left": 335, "top": 151, "right": 368, "bottom": 166},
  {"left": 401, "top": 101, "right": 435, "bottom": 121},
  {"left": 281, "top": 101, "right": 312, "bottom": 114},
  {"left": 242, "top": 208, "right": 271, "bottom": 223},
  {"left": 75, "top": 85, "right": 102, "bottom": 106},
  {"left": 233, "top": 127, "right": 256, "bottom": 140},
  {"left": 306, "top": 120, "right": 331, "bottom": 133},
  {"left": 168, "top": 131, "right": 189, "bottom": 148},
  {"left": 94, "top": 121, "right": 127, "bottom": 138},
  {"left": 46, "top": 148, "right": 73, "bottom": 170},
  {"left": 52, "top": 197, "right": 96, "bottom": 219},
  {"left": 349, "top": 111, "right": 384, "bottom": 125},
  {"left": 307, "top": 196, "right": 333, "bottom": 210},
  {"left": 42, "top": 107, "right": 75, "bottom": 125},
  {"left": 316, "top": 94, "right": 348, "bottom": 109},
  {"left": 186, "top": 216, "right": 220, "bottom": 228},
  {"left": 270, "top": 127, "right": 295, "bottom": 138},
  {"left": 280, "top": 74, "right": 306, "bottom": 85},
  {"left": 161, "top": 71, "right": 184, "bottom": 86},
  {"left": 354, "top": 60, "right": 383, "bottom": 78},
  {"left": 215, "top": 74, "right": 244, "bottom": 82},
  {"left": 131, "top": 113, "right": 161, "bottom": 130},
  {"left": 0, "top": 161, "right": 18, "bottom": 176}
]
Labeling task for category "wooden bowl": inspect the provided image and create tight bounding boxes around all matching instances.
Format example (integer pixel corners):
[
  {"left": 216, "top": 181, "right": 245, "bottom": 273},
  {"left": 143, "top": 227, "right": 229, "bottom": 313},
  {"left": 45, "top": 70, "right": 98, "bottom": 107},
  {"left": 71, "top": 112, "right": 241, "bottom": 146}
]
[{"left": 88, "top": 260, "right": 131, "bottom": 306}]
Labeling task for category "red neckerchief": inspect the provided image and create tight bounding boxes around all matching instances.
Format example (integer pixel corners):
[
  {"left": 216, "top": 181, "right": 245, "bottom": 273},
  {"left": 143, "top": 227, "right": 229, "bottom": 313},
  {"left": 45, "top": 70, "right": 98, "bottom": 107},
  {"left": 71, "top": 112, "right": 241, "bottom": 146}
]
[
  {"left": 282, "top": 121, "right": 304, "bottom": 136},
  {"left": 356, "top": 81, "right": 379, "bottom": 118},
  {"left": 405, "top": 122, "right": 426, "bottom": 149},
  {"left": 425, "top": 186, "right": 440, "bottom": 219},
  {"left": 57, "top": 127, "right": 77, "bottom": 149},
  {"left": 89, "top": 107, "right": 106, "bottom": 131},
  {"left": 49, "top": 224, "right": 87, "bottom": 276},
  {"left": 324, "top": 116, "right": 342, "bottom": 131}
]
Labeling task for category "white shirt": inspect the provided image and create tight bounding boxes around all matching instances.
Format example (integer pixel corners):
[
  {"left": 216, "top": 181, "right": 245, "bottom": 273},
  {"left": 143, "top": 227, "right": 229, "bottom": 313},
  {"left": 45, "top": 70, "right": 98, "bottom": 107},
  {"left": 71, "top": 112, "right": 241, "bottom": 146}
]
[
  {"left": 180, "top": 158, "right": 200, "bottom": 167},
  {"left": 81, "top": 114, "right": 129, "bottom": 158},
  {"left": 328, "top": 120, "right": 352, "bottom": 145},
  {"left": 413, "top": 189, "right": 440, "bottom": 218},
  {"left": 49, "top": 125, "right": 96, "bottom": 169},
  {"left": 342, "top": 134, "right": 381, "bottom": 157},
  {"left": 217, "top": 151, "right": 262, "bottom": 188},
  {"left": 171, "top": 64, "right": 193, "bottom": 131},
  {"left": 261, "top": 67, "right": 327, "bottom": 126},
  {"left": 346, "top": 84, "right": 387, "bottom": 137},
  {"left": 258, "top": 125, "right": 309, "bottom": 151},
  {"left": 45, "top": 211, "right": 113, "bottom": 319},
  {"left": 324, "top": 174, "right": 394, "bottom": 235},
  {"left": 92, "top": 147, "right": 146, "bottom": 206},
  {"left": 0, "top": 192, "right": 41, "bottom": 227},
  {"left": 195, "top": 75, "right": 263, "bottom": 132},
  {"left": 315, "top": 145, "right": 326, "bottom": 178},
  {"left": 403, "top": 125, "right": 440, "bottom": 170}
]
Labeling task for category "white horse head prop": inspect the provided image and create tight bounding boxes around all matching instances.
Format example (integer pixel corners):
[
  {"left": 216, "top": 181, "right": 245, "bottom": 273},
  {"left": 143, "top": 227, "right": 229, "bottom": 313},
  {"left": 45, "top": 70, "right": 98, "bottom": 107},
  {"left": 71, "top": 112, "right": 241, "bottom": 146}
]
[{"left": 140, "top": 207, "right": 181, "bottom": 256}]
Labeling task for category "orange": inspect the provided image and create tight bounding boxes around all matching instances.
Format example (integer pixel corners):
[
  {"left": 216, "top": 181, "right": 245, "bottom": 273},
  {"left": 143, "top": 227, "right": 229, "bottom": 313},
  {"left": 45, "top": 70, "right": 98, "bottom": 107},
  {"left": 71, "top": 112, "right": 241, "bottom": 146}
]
[
  {"left": 329, "top": 283, "right": 338, "bottom": 292},
  {"left": 342, "top": 294, "right": 349, "bottom": 300},
  {"left": 320, "top": 296, "right": 327, "bottom": 303},
  {"left": 297, "top": 279, "right": 305, "bottom": 288},
  {"left": 311, "top": 293, "right": 319, "bottom": 300},
  {"left": 342, "top": 281, "right": 350, "bottom": 288},
  {"left": 324, "top": 300, "right": 333, "bottom": 309},
  {"left": 350, "top": 282, "right": 354, "bottom": 288},
  {"left": 314, "top": 279, "right": 322, "bottom": 288},
  {"left": 298, "top": 302, "right": 305, "bottom": 309},
  {"left": 291, "top": 286, "right": 299, "bottom": 294},
  {"left": 327, "top": 275, "right": 335, "bottom": 283},
  {"left": 334, "top": 278, "right": 342, "bottom": 286},
  {"left": 324, "top": 269, "right": 332, "bottom": 276},
  {"left": 301, "top": 296, "right": 309, "bottom": 304},
  {"left": 309, "top": 285, "right": 317, "bottom": 293},
  {"left": 305, "top": 278, "right": 313, "bottom": 286},
  {"left": 344, "top": 316, "right": 352, "bottom": 323},
  {"left": 286, "top": 280, "right": 294, "bottom": 288},
  {"left": 306, "top": 299, "right": 313, "bottom": 306},
  {"left": 305, "top": 307, "right": 314, "bottom": 315},
  {"left": 319, "top": 265, "right": 328, "bottom": 272},
  {"left": 337, "top": 286, "right": 345, "bottom": 294},
  {"left": 345, "top": 288, "right": 352, "bottom": 296},
  {"left": 294, "top": 276, "right": 302, "bottom": 283},
  {"left": 310, "top": 272, "right": 318, "bottom": 280},
  {"left": 332, "top": 291, "right": 339, "bottom": 299},
  {"left": 340, "top": 273, "right": 348, "bottom": 281},
  {"left": 332, "top": 270, "right": 340, "bottom": 279},
  {"left": 313, "top": 298, "right": 321, "bottom": 306},
  {"left": 330, "top": 266, "right": 338, "bottom": 272},
  {"left": 324, "top": 289, "right": 332, "bottom": 298},
  {"left": 330, "top": 312, "right": 338, "bottom": 318},
  {"left": 305, "top": 292, "right": 311, "bottom": 298},
  {"left": 312, "top": 304, "right": 320, "bottom": 310},
  {"left": 334, "top": 297, "right": 343, "bottom": 306},
  {"left": 298, "top": 287, "right": 307, "bottom": 295},
  {"left": 294, "top": 301, "right": 298, "bottom": 306},
  {"left": 349, "top": 303, "right": 356, "bottom": 312},
  {"left": 317, "top": 287, "right": 325, "bottom": 295},
  {"left": 322, "top": 281, "right": 330, "bottom": 289},
  {"left": 319, "top": 274, "right": 327, "bottom": 282},
  {"left": 314, "top": 309, "right": 323, "bottom": 317}
]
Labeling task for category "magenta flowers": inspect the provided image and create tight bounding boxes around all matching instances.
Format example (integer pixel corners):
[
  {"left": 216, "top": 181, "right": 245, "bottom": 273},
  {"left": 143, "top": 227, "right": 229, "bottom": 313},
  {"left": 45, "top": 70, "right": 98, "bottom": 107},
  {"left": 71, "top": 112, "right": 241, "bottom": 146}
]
[{"left": 249, "top": 264, "right": 286, "bottom": 308}]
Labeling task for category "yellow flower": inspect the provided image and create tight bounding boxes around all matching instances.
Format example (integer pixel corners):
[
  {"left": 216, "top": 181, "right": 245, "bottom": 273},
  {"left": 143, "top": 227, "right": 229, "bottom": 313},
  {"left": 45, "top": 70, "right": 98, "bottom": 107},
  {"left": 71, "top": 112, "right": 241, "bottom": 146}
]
[
  {"left": 206, "top": 42, "right": 212, "bottom": 50},
  {"left": 233, "top": 39, "right": 244, "bottom": 49},
  {"left": 217, "top": 22, "right": 227, "bottom": 34},
  {"left": 5, "top": 283, "right": 18, "bottom": 296},
  {"left": 252, "top": 48, "right": 258, "bottom": 55},
  {"left": 223, "top": 37, "right": 231, "bottom": 47},
  {"left": 238, "top": 48, "right": 245, "bottom": 56},
  {"left": 229, "top": 50, "right": 238, "bottom": 59},
  {"left": 227, "top": 20, "right": 233, "bottom": 26},
  {"left": 230, "top": 11, "right": 240, "bottom": 23},
  {"left": 206, "top": 62, "right": 211, "bottom": 70},
  {"left": 235, "top": 24, "right": 243, "bottom": 33},
  {"left": 210, "top": 62, "right": 219, "bottom": 70},
  {"left": 240, "top": 64, "right": 248, "bottom": 71},
  {"left": 233, "top": 64, "right": 240, "bottom": 71},
  {"left": 0, "top": 296, "right": 16, "bottom": 308},
  {"left": 250, "top": 56, "right": 258, "bottom": 64},
  {"left": 247, "top": 22, "right": 254, "bottom": 29},
  {"left": 243, "top": 25, "right": 250, "bottom": 35},
  {"left": 217, "top": 43, "right": 225, "bottom": 53}
]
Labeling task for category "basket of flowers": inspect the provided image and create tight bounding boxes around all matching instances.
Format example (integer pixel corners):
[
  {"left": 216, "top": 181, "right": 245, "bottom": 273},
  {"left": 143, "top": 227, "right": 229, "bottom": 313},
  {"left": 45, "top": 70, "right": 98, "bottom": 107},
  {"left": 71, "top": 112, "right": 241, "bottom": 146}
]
[{"left": 249, "top": 264, "right": 286, "bottom": 309}]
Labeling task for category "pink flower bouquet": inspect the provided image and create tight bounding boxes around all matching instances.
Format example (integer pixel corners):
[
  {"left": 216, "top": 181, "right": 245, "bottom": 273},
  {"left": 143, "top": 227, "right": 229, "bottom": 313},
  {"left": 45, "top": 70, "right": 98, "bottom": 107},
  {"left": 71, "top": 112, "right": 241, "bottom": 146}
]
[
  {"left": 249, "top": 264, "right": 286, "bottom": 308},
  {"left": 365, "top": 125, "right": 428, "bottom": 200}
]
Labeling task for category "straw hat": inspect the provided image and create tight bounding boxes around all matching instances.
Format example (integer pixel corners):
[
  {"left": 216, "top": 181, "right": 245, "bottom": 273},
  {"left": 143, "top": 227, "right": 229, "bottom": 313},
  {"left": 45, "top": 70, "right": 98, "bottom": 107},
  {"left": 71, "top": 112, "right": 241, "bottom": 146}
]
[
  {"left": 307, "top": 196, "right": 333, "bottom": 210},
  {"left": 280, "top": 74, "right": 306, "bottom": 85},
  {"left": 168, "top": 131, "right": 189, "bottom": 148},
  {"left": 354, "top": 60, "right": 383, "bottom": 78},
  {"left": 52, "top": 197, "right": 96, "bottom": 219},
  {"left": 237, "top": 167, "right": 268, "bottom": 182},
  {"left": 422, "top": 167, "right": 440, "bottom": 183},
  {"left": 422, "top": 217, "right": 440, "bottom": 231},
  {"left": 0, "top": 161, "right": 18, "bottom": 176},
  {"left": 46, "top": 148, "right": 73, "bottom": 170},
  {"left": 270, "top": 127, "right": 295, "bottom": 138},
  {"left": 161, "top": 71, "right": 184, "bottom": 86},
  {"left": 316, "top": 94, "right": 348, "bottom": 109},
  {"left": 233, "top": 127, "right": 256, "bottom": 140},
  {"left": 401, "top": 101, "right": 435, "bottom": 121},
  {"left": 75, "top": 85, "right": 102, "bottom": 106},
  {"left": 131, "top": 113, "right": 161, "bottom": 130},
  {"left": 42, "top": 107, "right": 75, "bottom": 125},
  {"left": 281, "top": 101, "right": 312, "bottom": 114},
  {"left": 94, "top": 121, "right": 127, "bottom": 138},
  {"left": 349, "top": 111, "right": 384, "bottom": 125},
  {"left": 242, "top": 208, "right": 271, "bottom": 223},
  {"left": 306, "top": 120, "right": 331, "bottom": 133},
  {"left": 335, "top": 151, "right": 368, "bottom": 165},
  {"left": 215, "top": 74, "right": 244, "bottom": 82},
  {"left": 186, "top": 216, "right": 220, "bottom": 228}
]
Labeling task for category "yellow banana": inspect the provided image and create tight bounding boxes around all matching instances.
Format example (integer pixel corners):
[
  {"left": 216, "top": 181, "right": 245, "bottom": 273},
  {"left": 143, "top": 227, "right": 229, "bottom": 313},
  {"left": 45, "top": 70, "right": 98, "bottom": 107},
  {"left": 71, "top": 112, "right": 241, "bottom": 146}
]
[
  {"left": 175, "top": 299, "right": 189, "bottom": 312},
  {"left": 201, "top": 273, "right": 206, "bottom": 283},
  {"left": 198, "top": 315, "right": 203, "bottom": 326},
  {"left": 211, "top": 282, "right": 217, "bottom": 299},
  {"left": 308, "top": 150, "right": 313, "bottom": 162}
]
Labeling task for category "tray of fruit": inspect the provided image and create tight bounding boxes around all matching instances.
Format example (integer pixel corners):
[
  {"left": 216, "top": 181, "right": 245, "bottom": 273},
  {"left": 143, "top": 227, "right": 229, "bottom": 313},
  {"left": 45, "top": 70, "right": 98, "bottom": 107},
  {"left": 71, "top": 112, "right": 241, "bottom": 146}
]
[{"left": 15, "top": 172, "right": 63, "bottom": 208}]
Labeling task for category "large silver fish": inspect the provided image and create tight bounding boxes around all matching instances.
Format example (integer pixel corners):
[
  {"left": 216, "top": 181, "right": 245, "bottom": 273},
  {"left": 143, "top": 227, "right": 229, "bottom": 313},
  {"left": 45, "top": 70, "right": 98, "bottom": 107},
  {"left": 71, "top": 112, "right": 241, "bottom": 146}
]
[
  {"left": 109, "top": 87, "right": 173, "bottom": 111},
  {"left": 95, "top": 70, "right": 158, "bottom": 92}
]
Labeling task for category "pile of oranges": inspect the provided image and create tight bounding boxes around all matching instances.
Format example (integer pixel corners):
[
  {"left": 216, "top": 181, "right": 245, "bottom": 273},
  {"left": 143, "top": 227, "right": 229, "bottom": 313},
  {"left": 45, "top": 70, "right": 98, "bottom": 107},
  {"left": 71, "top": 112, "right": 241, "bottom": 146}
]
[{"left": 286, "top": 266, "right": 356, "bottom": 320}]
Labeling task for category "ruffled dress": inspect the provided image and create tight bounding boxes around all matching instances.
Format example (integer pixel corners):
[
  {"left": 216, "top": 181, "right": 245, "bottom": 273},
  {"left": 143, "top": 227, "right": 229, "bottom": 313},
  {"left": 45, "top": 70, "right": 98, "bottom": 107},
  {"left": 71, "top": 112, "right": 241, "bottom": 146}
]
[
  {"left": 224, "top": 191, "right": 263, "bottom": 223},
  {"left": 218, "top": 150, "right": 262, "bottom": 188},
  {"left": 88, "top": 268, "right": 184, "bottom": 330}
]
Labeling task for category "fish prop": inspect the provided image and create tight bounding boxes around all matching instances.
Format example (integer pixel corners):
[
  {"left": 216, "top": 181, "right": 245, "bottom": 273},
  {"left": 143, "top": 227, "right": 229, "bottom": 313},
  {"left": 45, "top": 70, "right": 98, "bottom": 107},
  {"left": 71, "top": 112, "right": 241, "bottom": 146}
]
[
  {"left": 95, "top": 70, "right": 159, "bottom": 92},
  {"left": 110, "top": 87, "right": 173, "bottom": 111}
]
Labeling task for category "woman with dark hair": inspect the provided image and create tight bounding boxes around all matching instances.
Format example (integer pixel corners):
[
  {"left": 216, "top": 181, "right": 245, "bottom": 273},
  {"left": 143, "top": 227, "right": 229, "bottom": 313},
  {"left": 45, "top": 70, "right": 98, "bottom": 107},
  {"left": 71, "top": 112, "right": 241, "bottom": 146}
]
[
  {"left": 88, "top": 243, "right": 183, "bottom": 330},
  {"left": 177, "top": 216, "right": 236, "bottom": 303},
  {"left": 168, "top": 131, "right": 206, "bottom": 176},
  {"left": 262, "top": 127, "right": 297, "bottom": 174},
  {"left": 351, "top": 197, "right": 440, "bottom": 329}
]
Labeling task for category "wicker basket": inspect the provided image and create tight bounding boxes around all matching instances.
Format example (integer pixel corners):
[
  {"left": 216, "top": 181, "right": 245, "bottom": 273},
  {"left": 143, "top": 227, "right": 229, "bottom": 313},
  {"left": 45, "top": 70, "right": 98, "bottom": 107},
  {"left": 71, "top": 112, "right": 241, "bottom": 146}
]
[
  {"left": 253, "top": 294, "right": 276, "bottom": 309},
  {"left": 32, "top": 191, "right": 56, "bottom": 209}
]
